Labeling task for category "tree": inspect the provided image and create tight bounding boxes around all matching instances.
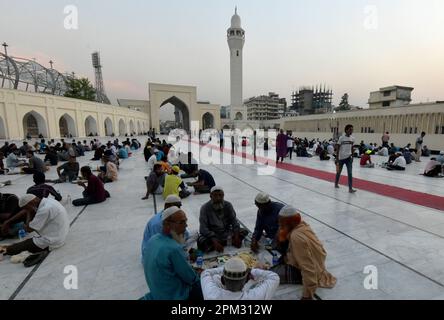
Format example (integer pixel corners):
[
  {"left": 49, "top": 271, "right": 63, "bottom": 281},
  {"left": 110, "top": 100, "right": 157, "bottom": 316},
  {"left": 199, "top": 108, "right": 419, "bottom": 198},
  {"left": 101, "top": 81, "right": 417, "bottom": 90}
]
[
  {"left": 335, "top": 93, "right": 351, "bottom": 111},
  {"left": 64, "top": 78, "right": 96, "bottom": 101}
]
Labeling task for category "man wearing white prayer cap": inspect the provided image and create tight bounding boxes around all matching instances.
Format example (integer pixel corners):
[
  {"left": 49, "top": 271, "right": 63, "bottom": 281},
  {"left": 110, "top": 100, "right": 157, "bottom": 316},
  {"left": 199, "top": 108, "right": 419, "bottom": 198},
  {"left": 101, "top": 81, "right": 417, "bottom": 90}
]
[
  {"left": 250, "top": 192, "right": 285, "bottom": 253},
  {"left": 276, "top": 205, "right": 336, "bottom": 300},
  {"left": 141, "top": 194, "right": 184, "bottom": 259},
  {"left": 201, "top": 257, "right": 280, "bottom": 300},
  {"left": 2, "top": 193, "right": 69, "bottom": 257},
  {"left": 197, "top": 186, "right": 248, "bottom": 253},
  {"left": 141, "top": 205, "right": 203, "bottom": 301}
]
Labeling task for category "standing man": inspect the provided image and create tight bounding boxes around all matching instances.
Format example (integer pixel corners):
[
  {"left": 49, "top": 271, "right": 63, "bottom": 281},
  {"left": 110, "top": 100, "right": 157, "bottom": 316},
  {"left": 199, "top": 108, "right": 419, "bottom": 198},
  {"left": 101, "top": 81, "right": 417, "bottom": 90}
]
[
  {"left": 415, "top": 131, "right": 426, "bottom": 162},
  {"left": 381, "top": 132, "right": 390, "bottom": 148},
  {"left": 286, "top": 132, "right": 294, "bottom": 160},
  {"left": 276, "top": 129, "right": 287, "bottom": 163},
  {"left": 334, "top": 124, "right": 357, "bottom": 193}
]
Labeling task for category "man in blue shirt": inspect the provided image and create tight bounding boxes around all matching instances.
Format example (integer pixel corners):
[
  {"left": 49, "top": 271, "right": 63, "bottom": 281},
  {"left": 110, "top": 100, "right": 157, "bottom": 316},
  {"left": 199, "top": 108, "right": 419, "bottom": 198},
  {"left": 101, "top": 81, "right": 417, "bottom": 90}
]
[
  {"left": 250, "top": 192, "right": 284, "bottom": 253},
  {"left": 141, "top": 206, "right": 202, "bottom": 300},
  {"left": 141, "top": 195, "right": 182, "bottom": 261}
]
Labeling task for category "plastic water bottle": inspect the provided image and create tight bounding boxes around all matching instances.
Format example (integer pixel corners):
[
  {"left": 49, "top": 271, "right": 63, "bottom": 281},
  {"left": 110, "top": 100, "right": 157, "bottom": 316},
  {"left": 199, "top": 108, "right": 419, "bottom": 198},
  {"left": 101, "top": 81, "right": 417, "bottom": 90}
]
[
  {"left": 18, "top": 228, "right": 26, "bottom": 240},
  {"left": 196, "top": 254, "right": 203, "bottom": 269},
  {"left": 272, "top": 254, "right": 279, "bottom": 266}
]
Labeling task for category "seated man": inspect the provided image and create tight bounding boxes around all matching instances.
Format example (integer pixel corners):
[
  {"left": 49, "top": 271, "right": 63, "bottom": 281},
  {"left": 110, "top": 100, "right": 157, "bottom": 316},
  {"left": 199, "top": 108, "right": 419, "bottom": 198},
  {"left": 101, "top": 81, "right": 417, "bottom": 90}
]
[
  {"left": 197, "top": 186, "right": 248, "bottom": 253},
  {"left": 22, "top": 150, "right": 47, "bottom": 175},
  {"left": 250, "top": 193, "right": 284, "bottom": 253},
  {"left": 424, "top": 158, "right": 442, "bottom": 177},
  {"left": 27, "top": 172, "right": 62, "bottom": 201},
  {"left": 142, "top": 163, "right": 165, "bottom": 200},
  {"left": 117, "top": 145, "right": 128, "bottom": 159},
  {"left": 179, "top": 152, "right": 199, "bottom": 179},
  {"left": 73, "top": 166, "right": 109, "bottom": 206},
  {"left": 387, "top": 152, "right": 406, "bottom": 171},
  {"left": 0, "top": 193, "right": 20, "bottom": 238},
  {"left": 44, "top": 147, "right": 59, "bottom": 166},
  {"left": 437, "top": 151, "right": 444, "bottom": 166},
  {"left": 403, "top": 148, "right": 413, "bottom": 165},
  {"left": 163, "top": 166, "right": 190, "bottom": 199},
  {"left": 1, "top": 194, "right": 69, "bottom": 257},
  {"left": 201, "top": 257, "right": 279, "bottom": 300},
  {"left": 276, "top": 205, "right": 336, "bottom": 300},
  {"left": 377, "top": 146, "right": 389, "bottom": 156},
  {"left": 422, "top": 145, "right": 431, "bottom": 157},
  {"left": 141, "top": 195, "right": 191, "bottom": 262},
  {"left": 6, "top": 145, "right": 26, "bottom": 172},
  {"left": 19, "top": 141, "right": 31, "bottom": 156},
  {"left": 319, "top": 149, "right": 330, "bottom": 161},
  {"left": 91, "top": 145, "right": 105, "bottom": 161},
  {"left": 98, "top": 154, "right": 118, "bottom": 184},
  {"left": 360, "top": 150, "right": 375, "bottom": 168},
  {"left": 54, "top": 156, "right": 79, "bottom": 183},
  {"left": 187, "top": 169, "right": 216, "bottom": 194},
  {"left": 141, "top": 206, "right": 203, "bottom": 301}
]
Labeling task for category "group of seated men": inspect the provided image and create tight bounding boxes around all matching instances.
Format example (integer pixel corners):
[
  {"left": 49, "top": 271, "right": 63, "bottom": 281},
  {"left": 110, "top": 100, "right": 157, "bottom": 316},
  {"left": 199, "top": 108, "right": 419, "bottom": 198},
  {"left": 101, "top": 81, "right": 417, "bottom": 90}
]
[{"left": 140, "top": 186, "right": 337, "bottom": 300}]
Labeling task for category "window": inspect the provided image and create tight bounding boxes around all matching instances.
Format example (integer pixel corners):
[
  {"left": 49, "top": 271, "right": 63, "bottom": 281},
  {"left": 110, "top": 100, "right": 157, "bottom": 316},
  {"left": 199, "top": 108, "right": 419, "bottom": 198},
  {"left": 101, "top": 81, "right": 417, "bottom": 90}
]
[
  {"left": 383, "top": 91, "right": 391, "bottom": 97},
  {"left": 414, "top": 127, "right": 418, "bottom": 134},
  {"left": 409, "top": 127, "right": 413, "bottom": 134},
  {"left": 383, "top": 101, "right": 391, "bottom": 107},
  {"left": 361, "top": 127, "right": 364, "bottom": 133},
  {"left": 404, "top": 127, "right": 408, "bottom": 134},
  {"left": 236, "top": 50, "right": 239, "bottom": 57},
  {"left": 442, "top": 126, "right": 444, "bottom": 134}
]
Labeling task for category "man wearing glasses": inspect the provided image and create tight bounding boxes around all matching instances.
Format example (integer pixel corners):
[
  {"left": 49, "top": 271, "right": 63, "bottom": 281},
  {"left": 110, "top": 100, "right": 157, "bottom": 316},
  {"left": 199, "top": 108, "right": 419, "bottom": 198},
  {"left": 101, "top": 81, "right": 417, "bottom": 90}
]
[{"left": 141, "top": 206, "right": 203, "bottom": 301}]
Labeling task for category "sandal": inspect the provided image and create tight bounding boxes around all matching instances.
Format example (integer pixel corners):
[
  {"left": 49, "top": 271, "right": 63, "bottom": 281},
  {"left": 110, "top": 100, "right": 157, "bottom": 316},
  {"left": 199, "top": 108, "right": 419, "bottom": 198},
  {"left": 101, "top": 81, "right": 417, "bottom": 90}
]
[{"left": 23, "top": 250, "right": 49, "bottom": 268}]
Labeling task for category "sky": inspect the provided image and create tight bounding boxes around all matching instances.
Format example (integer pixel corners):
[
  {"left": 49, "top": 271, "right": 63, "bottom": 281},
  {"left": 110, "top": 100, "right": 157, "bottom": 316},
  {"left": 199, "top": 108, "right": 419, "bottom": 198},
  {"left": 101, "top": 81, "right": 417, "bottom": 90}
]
[{"left": 1, "top": 0, "right": 444, "bottom": 120}]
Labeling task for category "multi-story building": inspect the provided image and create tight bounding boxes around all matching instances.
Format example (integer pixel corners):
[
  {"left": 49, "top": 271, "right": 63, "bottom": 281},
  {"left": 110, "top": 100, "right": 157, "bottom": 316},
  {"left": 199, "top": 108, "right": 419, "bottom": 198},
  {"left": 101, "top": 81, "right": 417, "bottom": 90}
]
[
  {"left": 368, "top": 85, "right": 414, "bottom": 109},
  {"left": 245, "top": 92, "right": 287, "bottom": 121},
  {"left": 291, "top": 85, "right": 333, "bottom": 115}
]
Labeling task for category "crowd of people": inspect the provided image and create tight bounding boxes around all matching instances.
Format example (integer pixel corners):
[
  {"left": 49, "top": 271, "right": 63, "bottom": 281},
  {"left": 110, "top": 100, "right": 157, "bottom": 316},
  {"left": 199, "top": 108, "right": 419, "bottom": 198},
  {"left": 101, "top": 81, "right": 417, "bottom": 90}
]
[
  {"left": 0, "top": 124, "right": 442, "bottom": 301},
  {"left": 0, "top": 136, "right": 144, "bottom": 266}
]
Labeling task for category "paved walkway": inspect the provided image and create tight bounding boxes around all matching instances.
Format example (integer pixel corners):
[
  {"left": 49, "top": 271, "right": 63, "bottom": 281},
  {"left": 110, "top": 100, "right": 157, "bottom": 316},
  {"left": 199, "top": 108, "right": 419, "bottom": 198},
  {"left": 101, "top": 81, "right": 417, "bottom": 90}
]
[{"left": 1, "top": 136, "right": 443, "bottom": 300}]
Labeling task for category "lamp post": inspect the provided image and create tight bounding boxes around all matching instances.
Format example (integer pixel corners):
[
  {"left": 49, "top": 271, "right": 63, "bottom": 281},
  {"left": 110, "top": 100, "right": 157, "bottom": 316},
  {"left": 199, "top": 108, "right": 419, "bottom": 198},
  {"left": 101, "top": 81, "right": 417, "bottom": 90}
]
[{"left": 2, "top": 42, "right": 10, "bottom": 88}]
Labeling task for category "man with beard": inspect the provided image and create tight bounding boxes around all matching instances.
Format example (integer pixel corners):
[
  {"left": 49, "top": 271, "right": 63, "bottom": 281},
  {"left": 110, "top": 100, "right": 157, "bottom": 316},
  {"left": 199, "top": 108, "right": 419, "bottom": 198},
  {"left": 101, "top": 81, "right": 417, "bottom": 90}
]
[
  {"left": 197, "top": 186, "right": 248, "bottom": 253},
  {"left": 276, "top": 205, "right": 336, "bottom": 300},
  {"left": 141, "top": 206, "right": 203, "bottom": 301}
]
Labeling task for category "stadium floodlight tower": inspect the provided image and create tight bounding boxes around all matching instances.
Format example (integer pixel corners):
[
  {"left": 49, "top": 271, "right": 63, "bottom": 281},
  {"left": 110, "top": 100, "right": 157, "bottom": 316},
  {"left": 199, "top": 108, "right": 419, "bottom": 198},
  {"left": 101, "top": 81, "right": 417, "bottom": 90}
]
[{"left": 91, "top": 51, "right": 111, "bottom": 104}]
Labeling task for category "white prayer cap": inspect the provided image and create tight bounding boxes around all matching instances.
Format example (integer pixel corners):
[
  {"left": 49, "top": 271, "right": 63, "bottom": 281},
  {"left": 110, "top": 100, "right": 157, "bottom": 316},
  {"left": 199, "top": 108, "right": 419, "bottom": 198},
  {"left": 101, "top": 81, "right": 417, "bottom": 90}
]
[
  {"left": 165, "top": 195, "right": 181, "bottom": 205},
  {"left": 255, "top": 192, "right": 270, "bottom": 204},
  {"left": 223, "top": 257, "right": 248, "bottom": 280},
  {"left": 19, "top": 194, "right": 37, "bottom": 208},
  {"left": 279, "top": 205, "right": 299, "bottom": 218},
  {"left": 162, "top": 206, "right": 181, "bottom": 221},
  {"left": 440, "top": 151, "right": 444, "bottom": 155},
  {"left": 210, "top": 186, "right": 224, "bottom": 193}
]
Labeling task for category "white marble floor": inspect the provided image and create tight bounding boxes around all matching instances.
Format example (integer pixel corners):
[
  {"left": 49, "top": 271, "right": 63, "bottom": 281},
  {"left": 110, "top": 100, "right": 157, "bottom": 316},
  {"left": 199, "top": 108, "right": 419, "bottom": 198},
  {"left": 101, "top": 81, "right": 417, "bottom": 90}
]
[{"left": 1, "top": 136, "right": 443, "bottom": 300}]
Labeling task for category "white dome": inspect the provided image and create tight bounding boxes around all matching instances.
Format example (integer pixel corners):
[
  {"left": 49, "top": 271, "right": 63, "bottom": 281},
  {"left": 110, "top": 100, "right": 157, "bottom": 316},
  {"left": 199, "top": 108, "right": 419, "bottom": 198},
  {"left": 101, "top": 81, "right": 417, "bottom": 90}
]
[{"left": 231, "top": 9, "right": 241, "bottom": 28}]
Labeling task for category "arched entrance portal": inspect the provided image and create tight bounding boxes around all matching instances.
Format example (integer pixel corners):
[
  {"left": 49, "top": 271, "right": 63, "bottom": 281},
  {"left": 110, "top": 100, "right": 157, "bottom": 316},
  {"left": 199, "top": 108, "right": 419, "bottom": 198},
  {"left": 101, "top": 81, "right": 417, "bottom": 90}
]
[
  {"left": 23, "top": 111, "right": 48, "bottom": 138},
  {"left": 59, "top": 114, "right": 77, "bottom": 137},
  {"left": 129, "top": 120, "right": 135, "bottom": 134},
  {"left": 104, "top": 118, "right": 114, "bottom": 136},
  {"left": 235, "top": 112, "right": 243, "bottom": 121},
  {"left": 119, "top": 119, "right": 126, "bottom": 136},
  {"left": 202, "top": 112, "right": 214, "bottom": 130},
  {"left": 160, "top": 96, "right": 190, "bottom": 132},
  {"left": 85, "top": 116, "right": 98, "bottom": 136}
]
